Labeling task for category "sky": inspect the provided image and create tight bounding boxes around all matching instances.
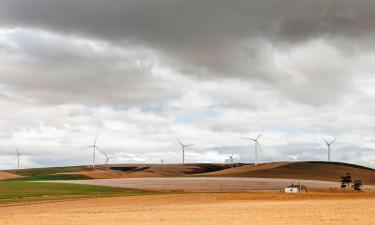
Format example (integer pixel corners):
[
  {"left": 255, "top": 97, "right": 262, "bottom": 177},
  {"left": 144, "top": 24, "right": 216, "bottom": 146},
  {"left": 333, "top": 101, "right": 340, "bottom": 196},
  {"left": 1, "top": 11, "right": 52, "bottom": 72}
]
[{"left": 1, "top": 0, "right": 375, "bottom": 169}]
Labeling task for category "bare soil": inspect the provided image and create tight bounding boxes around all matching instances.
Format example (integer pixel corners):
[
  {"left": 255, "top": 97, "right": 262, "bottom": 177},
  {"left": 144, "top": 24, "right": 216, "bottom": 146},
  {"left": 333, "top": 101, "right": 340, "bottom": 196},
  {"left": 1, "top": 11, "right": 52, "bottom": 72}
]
[
  {"left": 203, "top": 162, "right": 375, "bottom": 184},
  {"left": 0, "top": 172, "right": 21, "bottom": 180}
]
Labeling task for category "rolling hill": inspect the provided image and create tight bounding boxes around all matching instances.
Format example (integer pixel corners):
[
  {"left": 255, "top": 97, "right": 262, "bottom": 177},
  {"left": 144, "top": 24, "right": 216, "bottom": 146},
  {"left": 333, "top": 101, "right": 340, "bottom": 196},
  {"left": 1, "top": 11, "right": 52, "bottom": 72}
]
[
  {"left": 202, "top": 161, "right": 375, "bottom": 184},
  {"left": 2, "top": 162, "right": 374, "bottom": 184}
]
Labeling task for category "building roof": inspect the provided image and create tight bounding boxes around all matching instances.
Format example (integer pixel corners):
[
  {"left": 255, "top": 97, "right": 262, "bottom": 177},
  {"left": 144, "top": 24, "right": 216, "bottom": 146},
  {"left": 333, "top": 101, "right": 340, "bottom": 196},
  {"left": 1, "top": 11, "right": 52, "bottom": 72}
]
[{"left": 285, "top": 184, "right": 306, "bottom": 188}]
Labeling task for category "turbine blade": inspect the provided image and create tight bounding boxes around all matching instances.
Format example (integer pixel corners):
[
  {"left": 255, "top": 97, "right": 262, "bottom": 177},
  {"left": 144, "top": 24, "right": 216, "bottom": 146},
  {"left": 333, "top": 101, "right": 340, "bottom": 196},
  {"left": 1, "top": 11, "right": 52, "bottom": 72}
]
[
  {"left": 321, "top": 137, "right": 329, "bottom": 144},
  {"left": 330, "top": 138, "right": 337, "bottom": 145},
  {"left": 185, "top": 144, "right": 194, "bottom": 148},
  {"left": 242, "top": 137, "right": 256, "bottom": 141},
  {"left": 257, "top": 141, "right": 263, "bottom": 153},
  {"left": 95, "top": 146, "right": 102, "bottom": 152},
  {"left": 176, "top": 138, "right": 184, "bottom": 146},
  {"left": 94, "top": 134, "right": 98, "bottom": 145},
  {"left": 256, "top": 130, "right": 264, "bottom": 140}
]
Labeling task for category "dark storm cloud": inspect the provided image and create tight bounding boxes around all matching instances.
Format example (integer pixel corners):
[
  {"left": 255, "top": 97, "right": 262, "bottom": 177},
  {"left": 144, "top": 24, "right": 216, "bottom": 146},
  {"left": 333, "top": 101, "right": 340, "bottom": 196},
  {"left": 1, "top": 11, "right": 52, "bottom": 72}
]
[
  {"left": 1, "top": 0, "right": 375, "bottom": 75},
  {"left": 2, "top": 0, "right": 374, "bottom": 43},
  {"left": 1, "top": 0, "right": 374, "bottom": 106}
]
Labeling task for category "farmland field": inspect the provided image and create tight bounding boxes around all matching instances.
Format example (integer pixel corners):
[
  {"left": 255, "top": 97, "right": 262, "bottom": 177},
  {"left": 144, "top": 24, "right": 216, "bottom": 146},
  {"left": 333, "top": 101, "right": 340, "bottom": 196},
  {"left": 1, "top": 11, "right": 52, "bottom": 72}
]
[
  {"left": 0, "top": 191, "right": 374, "bottom": 225},
  {"left": 0, "top": 162, "right": 374, "bottom": 225}
]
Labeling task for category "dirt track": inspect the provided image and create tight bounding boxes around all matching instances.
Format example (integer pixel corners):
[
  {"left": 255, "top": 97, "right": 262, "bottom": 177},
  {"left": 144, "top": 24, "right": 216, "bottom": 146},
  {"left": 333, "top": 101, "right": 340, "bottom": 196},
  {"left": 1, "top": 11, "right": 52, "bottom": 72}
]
[
  {"left": 53, "top": 177, "right": 375, "bottom": 192},
  {"left": 1, "top": 192, "right": 375, "bottom": 225}
]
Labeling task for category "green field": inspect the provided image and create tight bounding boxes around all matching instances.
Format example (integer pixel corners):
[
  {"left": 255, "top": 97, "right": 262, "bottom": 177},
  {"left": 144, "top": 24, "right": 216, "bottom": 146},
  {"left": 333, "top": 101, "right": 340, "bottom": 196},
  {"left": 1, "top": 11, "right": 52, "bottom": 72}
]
[{"left": 0, "top": 181, "right": 157, "bottom": 205}]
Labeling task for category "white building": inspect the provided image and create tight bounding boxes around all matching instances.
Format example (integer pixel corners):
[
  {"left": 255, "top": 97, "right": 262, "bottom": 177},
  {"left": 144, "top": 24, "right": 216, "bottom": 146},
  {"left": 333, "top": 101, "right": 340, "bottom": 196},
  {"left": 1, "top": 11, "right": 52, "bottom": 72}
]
[{"left": 284, "top": 184, "right": 307, "bottom": 193}]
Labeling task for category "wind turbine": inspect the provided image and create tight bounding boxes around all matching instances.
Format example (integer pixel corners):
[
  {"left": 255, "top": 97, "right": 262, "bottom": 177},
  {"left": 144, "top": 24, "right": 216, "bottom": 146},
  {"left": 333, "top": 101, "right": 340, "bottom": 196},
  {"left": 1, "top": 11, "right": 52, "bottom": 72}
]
[
  {"left": 160, "top": 158, "right": 164, "bottom": 164},
  {"left": 322, "top": 137, "right": 336, "bottom": 161},
  {"left": 176, "top": 138, "right": 193, "bottom": 164},
  {"left": 229, "top": 154, "right": 234, "bottom": 164},
  {"left": 84, "top": 134, "right": 99, "bottom": 168},
  {"left": 243, "top": 131, "right": 264, "bottom": 165},
  {"left": 14, "top": 146, "right": 21, "bottom": 170},
  {"left": 103, "top": 153, "right": 112, "bottom": 166}
]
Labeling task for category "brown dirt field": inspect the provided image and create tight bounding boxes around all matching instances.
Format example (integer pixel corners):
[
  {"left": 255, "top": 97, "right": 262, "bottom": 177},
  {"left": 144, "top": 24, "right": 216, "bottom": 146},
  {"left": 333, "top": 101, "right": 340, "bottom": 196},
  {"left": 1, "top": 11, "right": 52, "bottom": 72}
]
[
  {"left": 1, "top": 192, "right": 375, "bottom": 225},
  {"left": 69, "top": 170, "right": 162, "bottom": 179},
  {"left": 0, "top": 172, "right": 21, "bottom": 180},
  {"left": 201, "top": 162, "right": 291, "bottom": 176},
  {"left": 66, "top": 164, "right": 235, "bottom": 179},
  {"left": 109, "top": 163, "right": 234, "bottom": 176},
  {"left": 207, "top": 162, "right": 375, "bottom": 184}
]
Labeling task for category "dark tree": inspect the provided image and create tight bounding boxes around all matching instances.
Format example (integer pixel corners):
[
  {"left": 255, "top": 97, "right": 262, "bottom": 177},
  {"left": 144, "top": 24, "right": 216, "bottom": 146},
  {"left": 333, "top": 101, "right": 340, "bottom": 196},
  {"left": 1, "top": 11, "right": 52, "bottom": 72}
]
[
  {"left": 353, "top": 180, "right": 363, "bottom": 191},
  {"left": 340, "top": 173, "right": 352, "bottom": 189}
]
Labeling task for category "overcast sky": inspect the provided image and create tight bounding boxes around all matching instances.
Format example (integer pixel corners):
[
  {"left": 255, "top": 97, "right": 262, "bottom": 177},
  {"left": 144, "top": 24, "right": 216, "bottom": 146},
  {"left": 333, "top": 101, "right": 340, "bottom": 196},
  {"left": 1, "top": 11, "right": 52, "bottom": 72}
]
[{"left": 1, "top": 0, "right": 375, "bottom": 169}]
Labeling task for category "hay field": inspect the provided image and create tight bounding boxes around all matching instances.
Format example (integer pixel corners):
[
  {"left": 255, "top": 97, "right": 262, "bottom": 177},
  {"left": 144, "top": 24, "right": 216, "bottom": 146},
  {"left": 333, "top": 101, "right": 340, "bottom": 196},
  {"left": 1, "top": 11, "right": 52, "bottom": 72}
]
[{"left": 0, "top": 192, "right": 374, "bottom": 225}]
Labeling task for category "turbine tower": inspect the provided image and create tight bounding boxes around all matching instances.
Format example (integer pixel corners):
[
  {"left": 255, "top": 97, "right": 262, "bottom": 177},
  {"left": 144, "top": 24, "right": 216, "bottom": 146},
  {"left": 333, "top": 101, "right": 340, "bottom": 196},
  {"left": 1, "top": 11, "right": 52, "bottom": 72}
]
[
  {"left": 243, "top": 131, "right": 263, "bottom": 165},
  {"left": 322, "top": 137, "right": 336, "bottom": 161},
  {"left": 14, "top": 147, "right": 21, "bottom": 170},
  {"left": 176, "top": 138, "right": 193, "bottom": 164},
  {"left": 84, "top": 134, "right": 99, "bottom": 168}
]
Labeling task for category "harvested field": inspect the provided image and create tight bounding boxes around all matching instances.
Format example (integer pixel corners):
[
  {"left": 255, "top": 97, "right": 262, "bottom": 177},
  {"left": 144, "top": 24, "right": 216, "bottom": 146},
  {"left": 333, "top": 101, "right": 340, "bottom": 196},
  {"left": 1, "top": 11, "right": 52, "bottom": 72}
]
[
  {"left": 53, "top": 177, "right": 375, "bottom": 192},
  {"left": 199, "top": 162, "right": 291, "bottom": 176},
  {"left": 108, "top": 163, "right": 237, "bottom": 177},
  {"left": 0, "top": 172, "right": 21, "bottom": 180},
  {"left": 205, "top": 162, "right": 375, "bottom": 184},
  {"left": 1, "top": 192, "right": 375, "bottom": 225},
  {"left": 62, "top": 170, "right": 160, "bottom": 179}
]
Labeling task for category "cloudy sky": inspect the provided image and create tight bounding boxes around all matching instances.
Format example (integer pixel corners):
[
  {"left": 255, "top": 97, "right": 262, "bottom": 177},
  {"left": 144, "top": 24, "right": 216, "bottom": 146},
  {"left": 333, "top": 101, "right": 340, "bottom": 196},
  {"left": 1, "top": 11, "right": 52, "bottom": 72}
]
[{"left": 1, "top": 0, "right": 375, "bottom": 169}]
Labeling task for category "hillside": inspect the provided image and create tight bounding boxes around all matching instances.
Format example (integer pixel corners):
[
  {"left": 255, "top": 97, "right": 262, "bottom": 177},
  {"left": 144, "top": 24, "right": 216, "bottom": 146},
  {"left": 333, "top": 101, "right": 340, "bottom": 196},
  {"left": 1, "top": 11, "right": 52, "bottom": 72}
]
[
  {"left": 203, "top": 161, "right": 375, "bottom": 184},
  {"left": 75, "top": 163, "right": 241, "bottom": 179},
  {"left": 2, "top": 164, "right": 240, "bottom": 180},
  {"left": 2, "top": 162, "right": 374, "bottom": 184}
]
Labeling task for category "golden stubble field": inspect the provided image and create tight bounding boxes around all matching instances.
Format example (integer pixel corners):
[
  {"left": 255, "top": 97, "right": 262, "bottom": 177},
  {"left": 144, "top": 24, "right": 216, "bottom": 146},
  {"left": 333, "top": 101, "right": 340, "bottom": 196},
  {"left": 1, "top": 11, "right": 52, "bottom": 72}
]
[{"left": 0, "top": 191, "right": 374, "bottom": 225}]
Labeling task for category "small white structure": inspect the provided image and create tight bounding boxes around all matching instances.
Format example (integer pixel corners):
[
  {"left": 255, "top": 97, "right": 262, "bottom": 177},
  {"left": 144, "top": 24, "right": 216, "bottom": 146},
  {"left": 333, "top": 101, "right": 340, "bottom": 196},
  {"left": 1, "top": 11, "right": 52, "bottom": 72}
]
[{"left": 284, "top": 184, "right": 307, "bottom": 193}]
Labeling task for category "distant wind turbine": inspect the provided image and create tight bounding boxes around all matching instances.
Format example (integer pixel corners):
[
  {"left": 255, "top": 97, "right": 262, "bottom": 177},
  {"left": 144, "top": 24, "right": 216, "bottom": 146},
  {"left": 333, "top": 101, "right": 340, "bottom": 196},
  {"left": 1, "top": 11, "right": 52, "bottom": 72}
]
[
  {"left": 176, "top": 138, "right": 193, "bottom": 164},
  {"left": 322, "top": 137, "right": 336, "bottom": 161},
  {"left": 160, "top": 158, "right": 164, "bottom": 164},
  {"left": 243, "top": 131, "right": 264, "bottom": 165},
  {"left": 14, "top": 146, "right": 21, "bottom": 170},
  {"left": 84, "top": 134, "right": 100, "bottom": 168},
  {"left": 229, "top": 154, "right": 234, "bottom": 164},
  {"left": 103, "top": 153, "right": 112, "bottom": 166}
]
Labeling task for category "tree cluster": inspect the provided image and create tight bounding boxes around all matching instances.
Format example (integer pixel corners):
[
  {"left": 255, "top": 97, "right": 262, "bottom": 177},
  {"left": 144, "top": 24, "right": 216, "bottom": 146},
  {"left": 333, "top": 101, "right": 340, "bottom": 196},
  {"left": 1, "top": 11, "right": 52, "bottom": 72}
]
[{"left": 340, "top": 173, "right": 363, "bottom": 191}]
